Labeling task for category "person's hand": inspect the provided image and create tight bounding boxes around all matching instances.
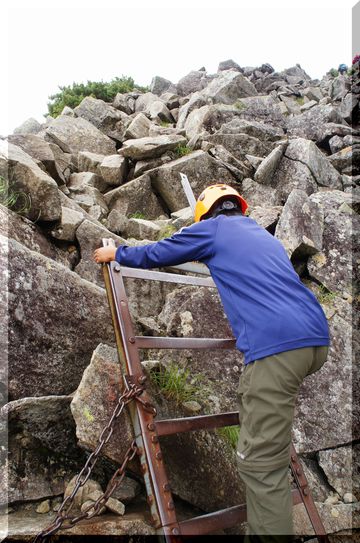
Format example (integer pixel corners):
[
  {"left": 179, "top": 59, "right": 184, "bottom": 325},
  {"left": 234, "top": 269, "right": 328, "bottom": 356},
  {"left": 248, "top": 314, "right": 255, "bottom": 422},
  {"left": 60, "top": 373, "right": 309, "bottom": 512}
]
[{"left": 93, "top": 246, "right": 117, "bottom": 263}]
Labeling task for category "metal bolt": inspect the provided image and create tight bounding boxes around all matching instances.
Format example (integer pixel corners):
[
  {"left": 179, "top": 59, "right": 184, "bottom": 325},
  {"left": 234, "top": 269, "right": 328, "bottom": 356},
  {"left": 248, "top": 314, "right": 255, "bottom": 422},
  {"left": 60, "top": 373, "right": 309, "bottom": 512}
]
[
  {"left": 138, "top": 375, "right": 147, "bottom": 384},
  {"left": 114, "top": 265, "right": 121, "bottom": 272},
  {"left": 147, "top": 495, "right": 154, "bottom": 504},
  {"left": 291, "top": 455, "right": 296, "bottom": 463},
  {"left": 136, "top": 447, "right": 143, "bottom": 456},
  {"left": 151, "top": 435, "right": 159, "bottom": 443},
  {"left": 303, "top": 488, "right": 308, "bottom": 496},
  {"left": 296, "top": 468, "right": 301, "bottom": 476},
  {"left": 168, "top": 500, "right": 174, "bottom": 510},
  {"left": 147, "top": 423, "right": 155, "bottom": 431},
  {"left": 163, "top": 483, "right": 170, "bottom": 492},
  {"left": 129, "top": 337, "right": 135, "bottom": 344},
  {"left": 156, "top": 451, "right": 163, "bottom": 460},
  {"left": 172, "top": 528, "right": 179, "bottom": 535},
  {"left": 141, "top": 464, "right": 147, "bottom": 473}
]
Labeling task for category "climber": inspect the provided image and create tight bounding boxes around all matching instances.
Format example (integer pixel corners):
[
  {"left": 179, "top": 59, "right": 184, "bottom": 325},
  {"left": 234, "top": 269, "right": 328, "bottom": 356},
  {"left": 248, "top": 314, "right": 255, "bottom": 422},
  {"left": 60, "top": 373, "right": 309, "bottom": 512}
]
[
  {"left": 338, "top": 63, "right": 348, "bottom": 75},
  {"left": 93, "top": 184, "right": 330, "bottom": 540}
]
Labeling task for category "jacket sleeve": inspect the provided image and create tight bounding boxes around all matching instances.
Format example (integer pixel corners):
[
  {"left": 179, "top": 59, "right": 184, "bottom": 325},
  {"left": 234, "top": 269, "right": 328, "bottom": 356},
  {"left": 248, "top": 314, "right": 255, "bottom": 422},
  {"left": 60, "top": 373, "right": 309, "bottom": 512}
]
[{"left": 114, "top": 220, "right": 217, "bottom": 269}]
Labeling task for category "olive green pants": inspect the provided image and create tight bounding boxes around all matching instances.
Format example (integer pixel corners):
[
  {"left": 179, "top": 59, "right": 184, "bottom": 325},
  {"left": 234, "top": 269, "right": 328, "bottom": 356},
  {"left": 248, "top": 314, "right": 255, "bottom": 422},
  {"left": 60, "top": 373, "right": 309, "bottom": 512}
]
[{"left": 236, "top": 345, "right": 329, "bottom": 540}]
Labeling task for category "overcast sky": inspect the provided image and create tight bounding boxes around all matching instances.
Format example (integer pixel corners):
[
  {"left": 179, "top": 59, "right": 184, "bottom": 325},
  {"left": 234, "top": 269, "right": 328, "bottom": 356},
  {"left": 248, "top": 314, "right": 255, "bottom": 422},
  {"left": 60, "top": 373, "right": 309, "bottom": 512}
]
[{"left": 2, "top": 0, "right": 356, "bottom": 136}]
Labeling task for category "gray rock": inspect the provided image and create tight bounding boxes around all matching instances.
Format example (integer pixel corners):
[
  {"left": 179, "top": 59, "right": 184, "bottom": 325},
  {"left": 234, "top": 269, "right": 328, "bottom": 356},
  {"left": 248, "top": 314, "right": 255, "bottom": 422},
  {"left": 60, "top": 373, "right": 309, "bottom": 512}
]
[
  {"left": 124, "top": 113, "right": 152, "bottom": 140},
  {"left": 249, "top": 206, "right": 282, "bottom": 231},
  {"left": 78, "top": 151, "right": 105, "bottom": 175},
  {"left": 50, "top": 205, "right": 84, "bottom": 241},
  {"left": 150, "top": 75, "right": 173, "bottom": 96},
  {"left": 208, "top": 144, "right": 253, "bottom": 181},
  {"left": 328, "top": 145, "right": 358, "bottom": 176},
  {"left": 329, "top": 135, "right": 346, "bottom": 154},
  {"left": 275, "top": 189, "right": 323, "bottom": 257},
  {"left": 207, "top": 133, "right": 271, "bottom": 161},
  {"left": 70, "top": 344, "right": 135, "bottom": 466},
  {"left": 100, "top": 155, "right": 127, "bottom": 186},
  {"left": 202, "top": 70, "right": 257, "bottom": 104},
  {"left": 45, "top": 115, "right": 116, "bottom": 155},
  {"left": 271, "top": 155, "right": 318, "bottom": 204},
  {"left": 293, "top": 501, "right": 358, "bottom": 535},
  {"left": 286, "top": 105, "right": 346, "bottom": 142},
  {"left": 104, "top": 497, "right": 125, "bottom": 516},
  {"left": 254, "top": 142, "right": 287, "bottom": 185},
  {"left": 113, "top": 92, "right": 137, "bottom": 115},
  {"left": 217, "top": 117, "right": 285, "bottom": 141},
  {"left": 240, "top": 178, "right": 278, "bottom": 207},
  {"left": 105, "top": 209, "right": 129, "bottom": 235},
  {"left": 0, "top": 204, "right": 74, "bottom": 269},
  {"left": 74, "top": 219, "right": 126, "bottom": 286},
  {"left": 151, "top": 150, "right": 234, "bottom": 212},
  {"left": 300, "top": 100, "right": 318, "bottom": 112},
  {"left": 330, "top": 76, "right": 350, "bottom": 101},
  {"left": 218, "top": 59, "right": 243, "bottom": 72},
  {"left": 64, "top": 477, "right": 103, "bottom": 511},
  {"left": 61, "top": 106, "right": 74, "bottom": 116},
  {"left": 231, "top": 95, "right": 286, "bottom": 127},
  {"left": 133, "top": 155, "right": 173, "bottom": 178},
  {"left": 284, "top": 138, "right": 342, "bottom": 189},
  {"left": 135, "top": 92, "right": 159, "bottom": 113},
  {"left": 103, "top": 174, "right": 164, "bottom": 219},
  {"left": 111, "top": 476, "right": 141, "bottom": 503},
  {"left": 68, "top": 184, "right": 108, "bottom": 221},
  {"left": 318, "top": 446, "right": 352, "bottom": 497},
  {"left": 5, "top": 235, "right": 115, "bottom": 398},
  {"left": 125, "top": 218, "right": 161, "bottom": 240},
  {"left": 119, "top": 134, "right": 186, "bottom": 160},
  {"left": 176, "top": 91, "right": 208, "bottom": 129},
  {"left": 7, "top": 134, "right": 68, "bottom": 185},
  {"left": 176, "top": 70, "right": 208, "bottom": 96},
  {"left": 74, "top": 96, "right": 131, "bottom": 142},
  {"left": 160, "top": 92, "right": 181, "bottom": 110},
  {"left": 1, "top": 142, "right": 61, "bottom": 222},
  {"left": 307, "top": 191, "right": 357, "bottom": 297},
  {"left": 13, "top": 118, "right": 42, "bottom": 135},
  {"left": 279, "top": 95, "right": 302, "bottom": 115},
  {"left": 303, "top": 87, "right": 323, "bottom": 102},
  {"left": 68, "top": 172, "right": 109, "bottom": 194},
  {"left": 339, "top": 92, "right": 358, "bottom": 123},
  {"left": 299, "top": 456, "right": 332, "bottom": 502},
  {"left": 36, "top": 500, "right": 51, "bottom": 514},
  {"left": 147, "top": 100, "right": 174, "bottom": 123}
]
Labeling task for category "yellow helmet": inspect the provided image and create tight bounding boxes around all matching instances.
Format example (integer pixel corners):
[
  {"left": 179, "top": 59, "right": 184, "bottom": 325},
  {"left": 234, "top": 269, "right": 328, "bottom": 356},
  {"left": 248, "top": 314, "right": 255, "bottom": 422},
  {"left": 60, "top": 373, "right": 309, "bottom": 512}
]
[{"left": 194, "top": 184, "right": 248, "bottom": 222}]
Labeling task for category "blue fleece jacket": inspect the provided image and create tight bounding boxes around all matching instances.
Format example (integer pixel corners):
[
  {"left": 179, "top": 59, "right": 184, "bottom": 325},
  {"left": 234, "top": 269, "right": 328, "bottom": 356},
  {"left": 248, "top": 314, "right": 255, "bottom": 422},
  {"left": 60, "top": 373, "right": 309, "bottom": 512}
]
[{"left": 115, "top": 214, "right": 330, "bottom": 364}]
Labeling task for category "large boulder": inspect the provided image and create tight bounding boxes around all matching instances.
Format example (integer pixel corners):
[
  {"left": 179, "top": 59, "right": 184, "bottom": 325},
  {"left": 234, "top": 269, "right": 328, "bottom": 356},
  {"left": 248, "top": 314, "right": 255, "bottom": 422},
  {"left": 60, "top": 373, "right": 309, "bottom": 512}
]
[
  {"left": 45, "top": 115, "right": 116, "bottom": 155},
  {"left": 216, "top": 117, "right": 285, "bottom": 141},
  {"left": 118, "top": 134, "right": 186, "bottom": 160},
  {"left": 7, "top": 134, "right": 68, "bottom": 185},
  {"left": 284, "top": 138, "right": 342, "bottom": 189},
  {"left": 1, "top": 142, "right": 61, "bottom": 222},
  {"left": 318, "top": 445, "right": 353, "bottom": 498},
  {"left": 150, "top": 150, "right": 234, "bottom": 212},
  {"left": 231, "top": 95, "right": 286, "bottom": 127},
  {"left": 103, "top": 174, "right": 164, "bottom": 219},
  {"left": 286, "top": 104, "right": 347, "bottom": 142},
  {"left": 207, "top": 133, "right": 271, "bottom": 161},
  {"left": 307, "top": 190, "right": 357, "bottom": 298},
  {"left": 274, "top": 189, "right": 323, "bottom": 258},
  {"left": 176, "top": 70, "right": 209, "bottom": 96},
  {"left": 202, "top": 70, "right": 258, "bottom": 104},
  {"left": 124, "top": 113, "right": 152, "bottom": 140},
  {"left": 5, "top": 235, "right": 115, "bottom": 399},
  {"left": 176, "top": 92, "right": 208, "bottom": 129},
  {"left": 150, "top": 75, "right": 174, "bottom": 96},
  {"left": 74, "top": 97, "right": 131, "bottom": 142},
  {"left": 13, "top": 117, "right": 43, "bottom": 135},
  {"left": 254, "top": 142, "right": 287, "bottom": 185}
]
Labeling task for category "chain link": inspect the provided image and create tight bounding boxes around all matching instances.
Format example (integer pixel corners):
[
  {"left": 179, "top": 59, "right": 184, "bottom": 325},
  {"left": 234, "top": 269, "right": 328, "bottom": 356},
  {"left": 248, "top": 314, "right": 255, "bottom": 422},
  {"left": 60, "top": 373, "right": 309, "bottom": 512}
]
[{"left": 33, "top": 383, "right": 146, "bottom": 543}]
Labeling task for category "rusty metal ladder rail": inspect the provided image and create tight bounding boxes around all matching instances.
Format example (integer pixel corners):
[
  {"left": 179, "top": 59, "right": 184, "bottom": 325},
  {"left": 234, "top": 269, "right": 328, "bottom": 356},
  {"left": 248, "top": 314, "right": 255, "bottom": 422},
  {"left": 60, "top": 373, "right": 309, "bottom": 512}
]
[{"left": 102, "top": 247, "right": 329, "bottom": 541}]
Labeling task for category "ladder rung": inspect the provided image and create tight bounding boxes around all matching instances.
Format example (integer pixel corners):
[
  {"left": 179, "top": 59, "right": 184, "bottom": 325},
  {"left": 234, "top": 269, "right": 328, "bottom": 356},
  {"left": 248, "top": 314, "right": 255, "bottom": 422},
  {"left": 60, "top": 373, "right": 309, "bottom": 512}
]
[
  {"left": 135, "top": 337, "right": 236, "bottom": 349},
  {"left": 179, "top": 489, "right": 303, "bottom": 535},
  {"left": 120, "top": 266, "right": 215, "bottom": 287},
  {"left": 155, "top": 412, "right": 239, "bottom": 436}
]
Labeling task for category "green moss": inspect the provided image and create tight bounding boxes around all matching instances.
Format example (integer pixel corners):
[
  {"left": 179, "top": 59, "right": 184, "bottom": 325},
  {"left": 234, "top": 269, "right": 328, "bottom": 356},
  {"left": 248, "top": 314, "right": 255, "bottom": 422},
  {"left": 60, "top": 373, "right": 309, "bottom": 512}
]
[
  {"left": 174, "top": 144, "right": 192, "bottom": 158},
  {"left": 129, "top": 211, "right": 146, "bottom": 219},
  {"left": 160, "top": 120, "right": 172, "bottom": 128},
  {"left": 216, "top": 425, "right": 240, "bottom": 450},
  {"left": 295, "top": 96, "right": 305, "bottom": 106},
  {"left": 156, "top": 224, "right": 177, "bottom": 240}
]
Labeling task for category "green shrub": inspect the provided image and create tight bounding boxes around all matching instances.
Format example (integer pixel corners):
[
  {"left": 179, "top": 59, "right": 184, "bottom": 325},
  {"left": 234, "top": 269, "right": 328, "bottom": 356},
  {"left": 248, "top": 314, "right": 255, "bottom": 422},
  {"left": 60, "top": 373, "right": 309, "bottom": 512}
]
[
  {"left": 317, "top": 284, "right": 336, "bottom": 304},
  {"left": 0, "top": 175, "right": 33, "bottom": 216},
  {"left": 329, "top": 68, "right": 339, "bottom": 77},
  {"left": 47, "top": 76, "right": 149, "bottom": 117},
  {"left": 160, "top": 120, "right": 172, "bottom": 128},
  {"left": 174, "top": 144, "right": 192, "bottom": 158}
]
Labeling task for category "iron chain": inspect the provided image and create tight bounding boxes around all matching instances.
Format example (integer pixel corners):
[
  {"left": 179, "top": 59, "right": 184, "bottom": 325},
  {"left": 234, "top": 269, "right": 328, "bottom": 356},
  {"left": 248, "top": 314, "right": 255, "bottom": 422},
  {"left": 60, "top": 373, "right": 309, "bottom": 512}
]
[{"left": 33, "top": 383, "right": 145, "bottom": 543}]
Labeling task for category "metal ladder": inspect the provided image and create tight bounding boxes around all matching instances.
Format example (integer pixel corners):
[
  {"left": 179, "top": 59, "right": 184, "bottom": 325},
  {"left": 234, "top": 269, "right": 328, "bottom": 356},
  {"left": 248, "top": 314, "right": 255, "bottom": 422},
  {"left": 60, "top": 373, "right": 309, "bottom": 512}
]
[{"left": 101, "top": 238, "right": 329, "bottom": 542}]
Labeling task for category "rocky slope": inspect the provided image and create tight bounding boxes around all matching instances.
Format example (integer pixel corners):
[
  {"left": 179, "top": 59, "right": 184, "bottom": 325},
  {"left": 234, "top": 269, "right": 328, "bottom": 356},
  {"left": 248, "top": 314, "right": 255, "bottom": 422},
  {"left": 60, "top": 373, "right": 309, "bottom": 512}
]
[{"left": 0, "top": 59, "right": 359, "bottom": 538}]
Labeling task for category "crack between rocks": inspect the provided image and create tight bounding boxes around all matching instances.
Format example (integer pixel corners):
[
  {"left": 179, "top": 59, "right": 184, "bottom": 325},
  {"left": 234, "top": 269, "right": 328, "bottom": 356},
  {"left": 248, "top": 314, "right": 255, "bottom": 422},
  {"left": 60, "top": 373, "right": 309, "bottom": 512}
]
[{"left": 283, "top": 152, "right": 319, "bottom": 186}]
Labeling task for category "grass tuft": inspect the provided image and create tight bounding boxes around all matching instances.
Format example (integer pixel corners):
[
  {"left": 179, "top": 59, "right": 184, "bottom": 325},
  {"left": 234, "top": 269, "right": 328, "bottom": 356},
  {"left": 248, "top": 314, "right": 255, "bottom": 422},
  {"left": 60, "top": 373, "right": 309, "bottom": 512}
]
[
  {"left": 129, "top": 211, "right": 146, "bottom": 219},
  {"left": 317, "top": 284, "right": 337, "bottom": 304},
  {"left": 174, "top": 145, "right": 192, "bottom": 158},
  {"left": 216, "top": 425, "right": 240, "bottom": 450},
  {"left": 156, "top": 224, "right": 177, "bottom": 240},
  {"left": 0, "top": 175, "right": 33, "bottom": 216},
  {"left": 149, "top": 363, "right": 201, "bottom": 405}
]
